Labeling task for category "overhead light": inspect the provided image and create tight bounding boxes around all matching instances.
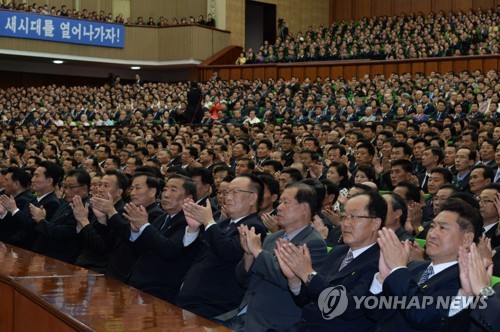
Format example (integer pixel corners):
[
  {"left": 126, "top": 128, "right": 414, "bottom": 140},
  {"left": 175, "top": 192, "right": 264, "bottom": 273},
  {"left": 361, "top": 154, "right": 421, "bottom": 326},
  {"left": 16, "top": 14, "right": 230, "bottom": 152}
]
[
  {"left": 53, "top": 60, "right": 64, "bottom": 64},
  {"left": 131, "top": 66, "right": 141, "bottom": 70}
]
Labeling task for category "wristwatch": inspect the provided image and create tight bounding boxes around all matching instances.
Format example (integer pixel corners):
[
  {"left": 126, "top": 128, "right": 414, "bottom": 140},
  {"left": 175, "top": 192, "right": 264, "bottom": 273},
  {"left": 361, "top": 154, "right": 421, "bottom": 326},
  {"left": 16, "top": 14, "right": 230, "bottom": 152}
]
[
  {"left": 479, "top": 286, "right": 496, "bottom": 299},
  {"left": 305, "top": 271, "right": 317, "bottom": 286}
]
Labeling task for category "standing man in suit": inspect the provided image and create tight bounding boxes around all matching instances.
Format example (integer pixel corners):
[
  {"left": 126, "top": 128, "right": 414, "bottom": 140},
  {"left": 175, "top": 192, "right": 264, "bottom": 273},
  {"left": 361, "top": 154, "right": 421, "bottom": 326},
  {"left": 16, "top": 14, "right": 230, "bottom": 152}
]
[
  {"left": 369, "top": 198, "right": 482, "bottom": 331},
  {"left": 29, "top": 169, "right": 90, "bottom": 263},
  {"left": 0, "top": 167, "right": 32, "bottom": 242},
  {"left": 0, "top": 161, "right": 62, "bottom": 249},
  {"left": 274, "top": 189, "right": 386, "bottom": 331},
  {"left": 177, "top": 174, "right": 267, "bottom": 318},
  {"left": 125, "top": 174, "right": 200, "bottom": 302},
  {"left": 216, "top": 182, "right": 327, "bottom": 330}
]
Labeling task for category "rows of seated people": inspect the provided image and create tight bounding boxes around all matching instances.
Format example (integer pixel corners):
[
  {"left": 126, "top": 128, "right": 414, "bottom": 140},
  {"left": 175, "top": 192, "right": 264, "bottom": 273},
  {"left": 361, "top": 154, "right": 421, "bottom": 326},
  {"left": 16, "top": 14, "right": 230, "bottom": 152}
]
[
  {"left": 0, "top": 68, "right": 498, "bottom": 329},
  {"left": 237, "top": 7, "right": 499, "bottom": 64},
  {"left": 0, "top": 116, "right": 499, "bottom": 330},
  {"left": 0, "top": 69, "right": 497, "bottom": 130},
  {"left": 0, "top": 1, "right": 214, "bottom": 27}
]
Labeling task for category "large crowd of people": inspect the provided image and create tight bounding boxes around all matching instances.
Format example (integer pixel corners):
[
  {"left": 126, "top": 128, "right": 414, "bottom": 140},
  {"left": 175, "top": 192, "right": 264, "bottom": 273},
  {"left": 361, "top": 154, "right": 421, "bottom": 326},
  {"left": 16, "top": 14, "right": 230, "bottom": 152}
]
[
  {"left": 0, "top": 67, "right": 499, "bottom": 330},
  {"left": 237, "top": 7, "right": 499, "bottom": 64},
  {"left": 0, "top": 1, "right": 215, "bottom": 27}
]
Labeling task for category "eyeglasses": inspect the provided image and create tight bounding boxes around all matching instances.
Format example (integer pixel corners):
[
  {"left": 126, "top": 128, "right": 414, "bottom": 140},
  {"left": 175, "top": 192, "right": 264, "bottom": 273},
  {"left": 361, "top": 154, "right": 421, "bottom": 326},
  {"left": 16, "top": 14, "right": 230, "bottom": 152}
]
[
  {"left": 63, "top": 185, "right": 85, "bottom": 190},
  {"left": 340, "top": 214, "right": 375, "bottom": 223},
  {"left": 222, "top": 189, "right": 256, "bottom": 196}
]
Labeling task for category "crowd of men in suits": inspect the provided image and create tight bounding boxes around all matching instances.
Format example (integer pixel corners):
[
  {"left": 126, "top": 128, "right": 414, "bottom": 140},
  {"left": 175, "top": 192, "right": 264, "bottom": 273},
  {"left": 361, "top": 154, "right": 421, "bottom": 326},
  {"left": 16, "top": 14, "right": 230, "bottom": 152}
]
[{"left": 0, "top": 67, "right": 499, "bottom": 330}]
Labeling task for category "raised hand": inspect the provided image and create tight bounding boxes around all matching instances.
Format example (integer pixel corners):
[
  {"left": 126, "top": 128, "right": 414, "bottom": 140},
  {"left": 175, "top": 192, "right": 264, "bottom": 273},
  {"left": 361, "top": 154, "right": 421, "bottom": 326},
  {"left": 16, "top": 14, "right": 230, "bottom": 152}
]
[
  {"left": 245, "top": 226, "right": 262, "bottom": 257},
  {"left": 90, "top": 193, "right": 117, "bottom": 217},
  {"left": 277, "top": 241, "right": 314, "bottom": 282},
  {"left": 0, "top": 195, "right": 17, "bottom": 213},
  {"left": 322, "top": 205, "right": 341, "bottom": 226},
  {"left": 312, "top": 215, "right": 329, "bottom": 240},
  {"left": 30, "top": 204, "right": 46, "bottom": 222},
  {"left": 262, "top": 213, "right": 281, "bottom": 233},
  {"left": 70, "top": 195, "right": 90, "bottom": 228},
  {"left": 238, "top": 225, "right": 251, "bottom": 255},
  {"left": 458, "top": 245, "right": 472, "bottom": 296},
  {"left": 377, "top": 228, "right": 410, "bottom": 270},
  {"left": 123, "top": 203, "right": 149, "bottom": 230},
  {"left": 182, "top": 198, "right": 214, "bottom": 228},
  {"left": 274, "top": 239, "right": 298, "bottom": 280}
]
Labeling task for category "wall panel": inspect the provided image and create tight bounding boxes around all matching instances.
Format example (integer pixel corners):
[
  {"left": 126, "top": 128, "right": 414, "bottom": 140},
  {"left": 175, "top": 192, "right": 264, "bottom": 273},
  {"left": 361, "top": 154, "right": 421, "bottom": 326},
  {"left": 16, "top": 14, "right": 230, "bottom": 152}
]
[
  {"left": 412, "top": 0, "right": 432, "bottom": 14},
  {"left": 372, "top": 0, "right": 391, "bottom": 18},
  {"left": 199, "top": 56, "right": 499, "bottom": 82},
  {"left": 352, "top": 0, "right": 372, "bottom": 19},
  {"left": 425, "top": 61, "right": 439, "bottom": 75},
  {"left": 393, "top": 0, "right": 412, "bottom": 15}
]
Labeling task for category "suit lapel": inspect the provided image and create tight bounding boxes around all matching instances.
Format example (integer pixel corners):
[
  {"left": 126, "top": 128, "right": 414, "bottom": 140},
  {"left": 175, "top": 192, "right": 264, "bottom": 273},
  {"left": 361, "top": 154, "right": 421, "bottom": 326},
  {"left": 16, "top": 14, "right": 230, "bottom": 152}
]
[{"left": 328, "top": 245, "right": 378, "bottom": 281}]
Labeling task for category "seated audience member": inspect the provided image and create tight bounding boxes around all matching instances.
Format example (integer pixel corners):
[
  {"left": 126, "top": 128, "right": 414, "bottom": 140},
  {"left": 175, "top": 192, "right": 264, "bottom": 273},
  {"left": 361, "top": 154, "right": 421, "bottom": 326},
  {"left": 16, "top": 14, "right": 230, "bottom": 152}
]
[
  {"left": 176, "top": 174, "right": 267, "bottom": 318},
  {"left": 275, "top": 189, "right": 387, "bottom": 330},
  {"left": 369, "top": 198, "right": 482, "bottom": 331},
  {"left": 216, "top": 182, "right": 327, "bottom": 330}
]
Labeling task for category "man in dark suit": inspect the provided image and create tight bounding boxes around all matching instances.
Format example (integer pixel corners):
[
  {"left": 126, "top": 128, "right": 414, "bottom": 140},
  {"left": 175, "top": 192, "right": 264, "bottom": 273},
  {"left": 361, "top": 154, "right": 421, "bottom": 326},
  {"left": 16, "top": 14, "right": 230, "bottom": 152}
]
[
  {"left": 124, "top": 174, "right": 200, "bottom": 302},
  {"left": 73, "top": 170, "right": 129, "bottom": 273},
  {"left": 177, "top": 174, "right": 267, "bottom": 318},
  {"left": 29, "top": 169, "right": 90, "bottom": 264},
  {"left": 90, "top": 172, "right": 163, "bottom": 282},
  {"left": 0, "top": 161, "right": 63, "bottom": 250},
  {"left": 369, "top": 198, "right": 482, "bottom": 331},
  {"left": 275, "top": 189, "right": 387, "bottom": 331},
  {"left": 478, "top": 184, "right": 500, "bottom": 248},
  {"left": 0, "top": 167, "right": 33, "bottom": 242},
  {"left": 215, "top": 182, "right": 328, "bottom": 330},
  {"left": 453, "top": 148, "right": 476, "bottom": 193}
]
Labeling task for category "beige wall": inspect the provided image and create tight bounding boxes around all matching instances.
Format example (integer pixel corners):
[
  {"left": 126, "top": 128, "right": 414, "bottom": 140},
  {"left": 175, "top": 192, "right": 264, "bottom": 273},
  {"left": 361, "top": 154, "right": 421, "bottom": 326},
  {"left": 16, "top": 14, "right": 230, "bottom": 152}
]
[
  {"left": 0, "top": 25, "right": 229, "bottom": 61},
  {"left": 130, "top": 0, "right": 207, "bottom": 21},
  {"left": 226, "top": 0, "right": 330, "bottom": 48}
]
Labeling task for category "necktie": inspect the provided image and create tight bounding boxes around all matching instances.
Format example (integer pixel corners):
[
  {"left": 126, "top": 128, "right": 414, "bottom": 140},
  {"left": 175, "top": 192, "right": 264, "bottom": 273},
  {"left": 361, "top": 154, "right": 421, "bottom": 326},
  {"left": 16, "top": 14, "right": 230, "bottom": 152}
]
[
  {"left": 339, "top": 251, "right": 354, "bottom": 271},
  {"left": 224, "top": 220, "right": 236, "bottom": 233},
  {"left": 421, "top": 174, "right": 429, "bottom": 190},
  {"left": 418, "top": 265, "right": 434, "bottom": 285},
  {"left": 158, "top": 215, "right": 170, "bottom": 232},
  {"left": 283, "top": 233, "right": 290, "bottom": 242}
]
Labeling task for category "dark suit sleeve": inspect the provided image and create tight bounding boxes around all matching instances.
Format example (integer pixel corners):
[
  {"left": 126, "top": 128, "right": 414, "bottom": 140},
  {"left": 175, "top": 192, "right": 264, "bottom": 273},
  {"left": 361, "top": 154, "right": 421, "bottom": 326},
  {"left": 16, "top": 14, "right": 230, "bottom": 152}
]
[
  {"left": 136, "top": 223, "right": 185, "bottom": 260},
  {"left": 468, "top": 285, "right": 500, "bottom": 331},
  {"left": 201, "top": 224, "right": 245, "bottom": 263},
  {"left": 35, "top": 215, "right": 77, "bottom": 240},
  {"left": 382, "top": 267, "right": 460, "bottom": 329},
  {"left": 106, "top": 212, "right": 132, "bottom": 241},
  {"left": 78, "top": 222, "right": 109, "bottom": 254},
  {"left": 11, "top": 200, "right": 60, "bottom": 230}
]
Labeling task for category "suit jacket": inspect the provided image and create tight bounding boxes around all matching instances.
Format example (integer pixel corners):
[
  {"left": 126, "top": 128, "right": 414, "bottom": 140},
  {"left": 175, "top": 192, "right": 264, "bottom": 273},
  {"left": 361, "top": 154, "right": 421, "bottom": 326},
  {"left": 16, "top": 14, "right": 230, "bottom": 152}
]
[
  {"left": 75, "top": 200, "right": 126, "bottom": 273},
  {"left": 443, "top": 281, "right": 500, "bottom": 331},
  {"left": 374, "top": 261, "right": 461, "bottom": 331},
  {"left": 175, "top": 213, "right": 267, "bottom": 318},
  {"left": 291, "top": 244, "right": 380, "bottom": 331},
  {"left": 31, "top": 197, "right": 90, "bottom": 264},
  {"left": 127, "top": 211, "right": 201, "bottom": 303},
  {"left": 483, "top": 224, "right": 500, "bottom": 248},
  {"left": 224, "top": 226, "right": 327, "bottom": 331},
  {"left": 104, "top": 203, "right": 164, "bottom": 283},
  {"left": 453, "top": 172, "right": 471, "bottom": 193},
  {"left": 7, "top": 192, "right": 61, "bottom": 250},
  {"left": 0, "top": 189, "right": 33, "bottom": 242}
]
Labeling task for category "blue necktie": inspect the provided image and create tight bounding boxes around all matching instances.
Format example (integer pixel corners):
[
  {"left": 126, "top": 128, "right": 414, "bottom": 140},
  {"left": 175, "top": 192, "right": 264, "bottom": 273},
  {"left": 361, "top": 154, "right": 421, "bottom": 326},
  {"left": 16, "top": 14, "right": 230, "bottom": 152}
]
[{"left": 418, "top": 265, "right": 434, "bottom": 285}]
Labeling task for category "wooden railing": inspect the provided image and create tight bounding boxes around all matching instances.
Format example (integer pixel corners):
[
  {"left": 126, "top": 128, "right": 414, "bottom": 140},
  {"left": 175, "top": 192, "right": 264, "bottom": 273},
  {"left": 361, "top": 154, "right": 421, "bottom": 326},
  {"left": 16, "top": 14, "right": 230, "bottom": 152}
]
[{"left": 198, "top": 55, "right": 500, "bottom": 81}]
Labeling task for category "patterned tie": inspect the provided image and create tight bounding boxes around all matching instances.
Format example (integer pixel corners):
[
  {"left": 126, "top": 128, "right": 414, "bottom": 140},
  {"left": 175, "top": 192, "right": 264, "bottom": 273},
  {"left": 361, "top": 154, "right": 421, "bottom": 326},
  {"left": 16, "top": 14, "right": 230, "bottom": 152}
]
[
  {"left": 418, "top": 265, "right": 434, "bottom": 285},
  {"left": 283, "top": 233, "right": 290, "bottom": 242},
  {"left": 339, "top": 251, "right": 354, "bottom": 271}
]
